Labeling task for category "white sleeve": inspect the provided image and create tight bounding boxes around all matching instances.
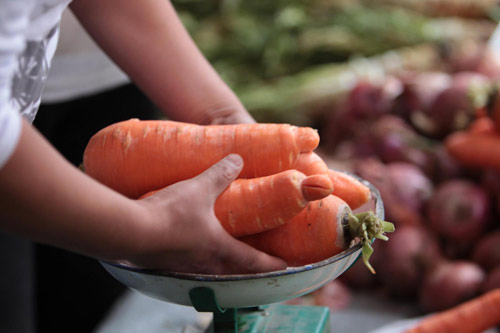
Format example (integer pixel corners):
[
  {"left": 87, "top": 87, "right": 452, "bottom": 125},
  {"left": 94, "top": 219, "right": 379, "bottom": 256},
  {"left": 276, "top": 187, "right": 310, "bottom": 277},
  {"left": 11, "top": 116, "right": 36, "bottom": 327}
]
[{"left": 0, "top": 1, "right": 32, "bottom": 169}]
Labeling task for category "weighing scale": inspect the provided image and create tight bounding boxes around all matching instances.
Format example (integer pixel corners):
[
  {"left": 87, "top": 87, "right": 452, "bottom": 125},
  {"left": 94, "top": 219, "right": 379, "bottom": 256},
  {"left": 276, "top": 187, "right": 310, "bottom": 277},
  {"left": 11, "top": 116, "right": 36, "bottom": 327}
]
[{"left": 101, "top": 178, "right": 384, "bottom": 333}]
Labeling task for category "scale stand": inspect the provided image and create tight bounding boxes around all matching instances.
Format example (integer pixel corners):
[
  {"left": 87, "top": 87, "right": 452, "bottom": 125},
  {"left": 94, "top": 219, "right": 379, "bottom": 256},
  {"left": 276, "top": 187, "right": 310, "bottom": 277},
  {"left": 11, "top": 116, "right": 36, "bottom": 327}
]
[{"left": 189, "top": 287, "right": 331, "bottom": 333}]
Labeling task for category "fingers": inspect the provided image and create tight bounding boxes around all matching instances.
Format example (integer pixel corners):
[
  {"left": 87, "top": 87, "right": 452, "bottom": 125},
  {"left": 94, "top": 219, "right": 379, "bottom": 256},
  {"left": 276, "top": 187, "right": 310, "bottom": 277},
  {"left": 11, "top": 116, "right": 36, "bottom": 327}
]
[
  {"left": 194, "top": 154, "right": 243, "bottom": 201},
  {"left": 218, "top": 236, "right": 288, "bottom": 274}
]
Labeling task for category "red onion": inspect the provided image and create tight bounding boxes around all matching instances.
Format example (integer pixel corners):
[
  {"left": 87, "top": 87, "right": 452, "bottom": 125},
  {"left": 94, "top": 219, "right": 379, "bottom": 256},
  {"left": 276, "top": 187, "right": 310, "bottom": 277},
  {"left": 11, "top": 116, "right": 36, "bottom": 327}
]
[
  {"left": 426, "top": 179, "right": 491, "bottom": 243},
  {"left": 355, "top": 159, "right": 422, "bottom": 226},
  {"left": 410, "top": 72, "right": 491, "bottom": 138},
  {"left": 449, "top": 43, "right": 500, "bottom": 80},
  {"left": 418, "top": 260, "right": 486, "bottom": 313},
  {"left": 357, "top": 114, "right": 436, "bottom": 174},
  {"left": 395, "top": 71, "right": 452, "bottom": 119},
  {"left": 428, "top": 144, "right": 464, "bottom": 183},
  {"left": 482, "top": 266, "right": 500, "bottom": 293},
  {"left": 376, "top": 226, "right": 442, "bottom": 298},
  {"left": 347, "top": 77, "right": 403, "bottom": 118},
  {"left": 480, "top": 169, "right": 500, "bottom": 197},
  {"left": 323, "top": 78, "right": 403, "bottom": 150},
  {"left": 471, "top": 231, "right": 500, "bottom": 271},
  {"left": 386, "top": 163, "right": 434, "bottom": 214}
]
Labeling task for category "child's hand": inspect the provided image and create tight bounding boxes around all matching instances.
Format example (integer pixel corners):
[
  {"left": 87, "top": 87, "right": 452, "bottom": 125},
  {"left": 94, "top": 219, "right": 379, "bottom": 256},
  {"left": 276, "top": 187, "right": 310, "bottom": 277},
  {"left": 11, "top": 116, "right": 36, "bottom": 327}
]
[{"left": 129, "top": 154, "right": 287, "bottom": 274}]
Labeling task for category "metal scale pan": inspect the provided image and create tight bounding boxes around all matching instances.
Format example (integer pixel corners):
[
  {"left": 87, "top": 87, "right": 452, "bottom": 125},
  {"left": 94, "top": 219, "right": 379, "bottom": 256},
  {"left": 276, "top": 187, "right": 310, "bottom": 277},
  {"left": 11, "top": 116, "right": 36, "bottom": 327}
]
[
  {"left": 100, "top": 175, "right": 384, "bottom": 332},
  {"left": 100, "top": 175, "right": 384, "bottom": 309}
]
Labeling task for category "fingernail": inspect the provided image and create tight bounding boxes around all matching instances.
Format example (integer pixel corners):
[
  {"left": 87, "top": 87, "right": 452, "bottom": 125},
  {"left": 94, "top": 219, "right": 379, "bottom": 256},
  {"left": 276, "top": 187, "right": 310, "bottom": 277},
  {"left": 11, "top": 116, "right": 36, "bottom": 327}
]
[{"left": 225, "top": 154, "right": 243, "bottom": 167}]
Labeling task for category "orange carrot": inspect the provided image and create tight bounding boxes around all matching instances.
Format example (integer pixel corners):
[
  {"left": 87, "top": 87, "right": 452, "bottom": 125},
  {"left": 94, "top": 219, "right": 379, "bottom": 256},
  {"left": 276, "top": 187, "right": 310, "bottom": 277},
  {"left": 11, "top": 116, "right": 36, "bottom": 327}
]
[
  {"left": 445, "top": 131, "right": 500, "bottom": 172},
  {"left": 468, "top": 116, "right": 496, "bottom": 135},
  {"left": 291, "top": 152, "right": 371, "bottom": 209},
  {"left": 83, "top": 119, "right": 319, "bottom": 198},
  {"left": 140, "top": 170, "right": 333, "bottom": 237},
  {"left": 406, "top": 288, "right": 500, "bottom": 333},
  {"left": 240, "top": 195, "right": 394, "bottom": 273},
  {"left": 328, "top": 170, "right": 371, "bottom": 210},
  {"left": 292, "top": 152, "right": 329, "bottom": 175}
]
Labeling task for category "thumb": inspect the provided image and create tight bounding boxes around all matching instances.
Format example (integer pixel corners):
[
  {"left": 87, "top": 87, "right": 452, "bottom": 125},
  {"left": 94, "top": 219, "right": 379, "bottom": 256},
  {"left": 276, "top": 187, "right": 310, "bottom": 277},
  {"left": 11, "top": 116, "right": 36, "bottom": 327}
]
[{"left": 195, "top": 154, "right": 243, "bottom": 200}]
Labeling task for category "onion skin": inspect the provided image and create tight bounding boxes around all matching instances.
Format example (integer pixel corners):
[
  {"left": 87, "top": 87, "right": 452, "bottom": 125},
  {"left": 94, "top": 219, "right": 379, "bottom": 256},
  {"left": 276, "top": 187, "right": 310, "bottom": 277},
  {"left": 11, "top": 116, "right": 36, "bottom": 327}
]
[
  {"left": 429, "top": 145, "right": 464, "bottom": 183},
  {"left": 411, "top": 72, "right": 491, "bottom": 138},
  {"left": 386, "top": 163, "right": 433, "bottom": 214},
  {"left": 471, "top": 231, "right": 500, "bottom": 271},
  {"left": 418, "top": 260, "right": 486, "bottom": 313},
  {"left": 395, "top": 71, "right": 452, "bottom": 120},
  {"left": 481, "top": 266, "right": 500, "bottom": 293},
  {"left": 449, "top": 45, "right": 500, "bottom": 80},
  {"left": 367, "top": 115, "right": 435, "bottom": 173},
  {"left": 480, "top": 169, "right": 500, "bottom": 197},
  {"left": 323, "top": 78, "right": 402, "bottom": 150},
  {"left": 426, "top": 179, "right": 491, "bottom": 243},
  {"left": 376, "top": 226, "right": 442, "bottom": 298},
  {"left": 355, "top": 159, "right": 433, "bottom": 227}
]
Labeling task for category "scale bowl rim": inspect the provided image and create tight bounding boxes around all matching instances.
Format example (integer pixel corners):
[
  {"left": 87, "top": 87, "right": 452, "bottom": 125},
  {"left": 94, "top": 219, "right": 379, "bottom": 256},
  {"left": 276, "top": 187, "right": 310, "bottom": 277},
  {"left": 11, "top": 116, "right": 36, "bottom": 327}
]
[{"left": 100, "top": 173, "right": 383, "bottom": 282}]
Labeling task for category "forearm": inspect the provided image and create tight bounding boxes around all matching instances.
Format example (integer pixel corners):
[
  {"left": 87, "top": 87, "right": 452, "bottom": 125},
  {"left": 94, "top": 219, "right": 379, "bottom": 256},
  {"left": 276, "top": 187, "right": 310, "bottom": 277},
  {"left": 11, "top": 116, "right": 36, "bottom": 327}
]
[
  {"left": 70, "top": 0, "right": 253, "bottom": 125},
  {"left": 0, "top": 120, "right": 144, "bottom": 261}
]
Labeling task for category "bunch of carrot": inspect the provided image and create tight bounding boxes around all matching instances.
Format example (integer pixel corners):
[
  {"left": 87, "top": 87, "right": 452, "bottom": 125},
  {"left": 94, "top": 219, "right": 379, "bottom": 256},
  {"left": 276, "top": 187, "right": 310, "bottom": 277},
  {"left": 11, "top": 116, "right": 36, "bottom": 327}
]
[
  {"left": 406, "top": 288, "right": 500, "bottom": 333},
  {"left": 83, "top": 119, "right": 394, "bottom": 272},
  {"left": 445, "top": 88, "right": 500, "bottom": 172}
]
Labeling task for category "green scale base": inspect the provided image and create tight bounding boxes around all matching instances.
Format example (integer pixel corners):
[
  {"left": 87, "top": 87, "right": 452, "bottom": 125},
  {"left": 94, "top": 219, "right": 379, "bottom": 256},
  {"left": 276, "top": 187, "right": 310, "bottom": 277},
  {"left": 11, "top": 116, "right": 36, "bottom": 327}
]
[{"left": 190, "top": 287, "right": 330, "bottom": 333}]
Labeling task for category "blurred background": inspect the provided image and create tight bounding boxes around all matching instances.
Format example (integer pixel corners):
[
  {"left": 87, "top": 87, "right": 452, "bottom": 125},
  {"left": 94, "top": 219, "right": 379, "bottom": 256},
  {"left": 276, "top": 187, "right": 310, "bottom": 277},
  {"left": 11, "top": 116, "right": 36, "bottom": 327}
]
[{"left": 36, "top": 1, "right": 500, "bottom": 332}]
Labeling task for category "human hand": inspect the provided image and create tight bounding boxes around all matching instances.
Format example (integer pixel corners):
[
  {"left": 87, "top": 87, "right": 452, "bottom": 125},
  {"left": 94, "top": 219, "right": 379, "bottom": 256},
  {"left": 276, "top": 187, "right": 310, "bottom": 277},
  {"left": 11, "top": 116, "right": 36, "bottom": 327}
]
[{"left": 128, "top": 154, "right": 287, "bottom": 274}]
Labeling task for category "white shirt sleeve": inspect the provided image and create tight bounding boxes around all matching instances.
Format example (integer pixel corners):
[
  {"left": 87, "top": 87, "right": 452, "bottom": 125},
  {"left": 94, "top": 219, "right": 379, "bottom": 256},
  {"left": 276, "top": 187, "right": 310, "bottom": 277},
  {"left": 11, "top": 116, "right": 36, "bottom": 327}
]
[{"left": 0, "top": 1, "right": 33, "bottom": 169}]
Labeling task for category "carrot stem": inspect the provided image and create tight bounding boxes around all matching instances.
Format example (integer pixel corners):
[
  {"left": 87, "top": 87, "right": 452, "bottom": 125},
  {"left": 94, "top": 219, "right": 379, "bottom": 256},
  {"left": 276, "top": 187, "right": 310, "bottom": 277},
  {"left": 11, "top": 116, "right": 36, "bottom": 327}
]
[{"left": 346, "top": 212, "right": 395, "bottom": 274}]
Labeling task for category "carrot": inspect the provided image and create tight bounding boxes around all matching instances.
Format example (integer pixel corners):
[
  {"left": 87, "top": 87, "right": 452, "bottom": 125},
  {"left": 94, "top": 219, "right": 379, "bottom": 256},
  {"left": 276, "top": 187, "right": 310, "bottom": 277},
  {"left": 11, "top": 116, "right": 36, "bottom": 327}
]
[
  {"left": 240, "top": 195, "right": 394, "bottom": 273},
  {"left": 406, "top": 288, "right": 500, "bottom": 333},
  {"left": 327, "top": 170, "right": 371, "bottom": 210},
  {"left": 83, "top": 119, "right": 319, "bottom": 198},
  {"left": 140, "top": 170, "right": 333, "bottom": 237},
  {"left": 445, "top": 131, "right": 500, "bottom": 172},
  {"left": 291, "top": 152, "right": 371, "bottom": 209},
  {"left": 292, "top": 152, "right": 329, "bottom": 175},
  {"left": 468, "top": 116, "right": 496, "bottom": 135}
]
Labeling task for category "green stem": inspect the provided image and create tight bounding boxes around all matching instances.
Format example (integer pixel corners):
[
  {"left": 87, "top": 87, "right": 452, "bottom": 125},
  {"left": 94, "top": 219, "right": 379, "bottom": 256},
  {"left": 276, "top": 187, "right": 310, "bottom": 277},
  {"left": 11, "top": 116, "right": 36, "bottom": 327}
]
[{"left": 346, "top": 211, "right": 395, "bottom": 274}]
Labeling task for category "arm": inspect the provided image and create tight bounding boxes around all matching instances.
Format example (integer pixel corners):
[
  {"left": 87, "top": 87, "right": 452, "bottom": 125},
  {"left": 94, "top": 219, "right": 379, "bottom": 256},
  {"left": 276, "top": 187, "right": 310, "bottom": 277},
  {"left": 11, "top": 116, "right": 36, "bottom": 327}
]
[
  {"left": 70, "top": 0, "right": 254, "bottom": 125},
  {"left": 0, "top": 120, "right": 285, "bottom": 273}
]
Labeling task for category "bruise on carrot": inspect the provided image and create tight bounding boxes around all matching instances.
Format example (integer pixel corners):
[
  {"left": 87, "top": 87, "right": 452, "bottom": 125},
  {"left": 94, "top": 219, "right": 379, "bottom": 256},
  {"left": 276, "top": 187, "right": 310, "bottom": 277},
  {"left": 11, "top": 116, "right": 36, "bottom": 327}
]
[
  {"left": 140, "top": 170, "right": 333, "bottom": 237},
  {"left": 406, "top": 288, "right": 500, "bottom": 333},
  {"left": 240, "top": 195, "right": 394, "bottom": 272},
  {"left": 445, "top": 131, "right": 500, "bottom": 172},
  {"left": 83, "top": 119, "right": 320, "bottom": 198}
]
